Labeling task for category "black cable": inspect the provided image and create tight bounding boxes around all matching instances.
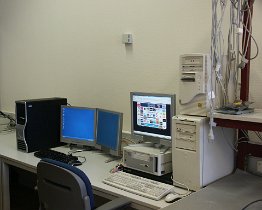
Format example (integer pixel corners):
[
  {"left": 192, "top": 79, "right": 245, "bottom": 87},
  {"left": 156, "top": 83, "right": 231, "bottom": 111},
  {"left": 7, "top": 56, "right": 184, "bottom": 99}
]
[
  {"left": 67, "top": 150, "right": 87, "bottom": 164},
  {"left": 0, "top": 111, "right": 16, "bottom": 127},
  {"left": 0, "top": 111, "right": 15, "bottom": 121},
  {"left": 241, "top": 199, "right": 262, "bottom": 210},
  {"left": 76, "top": 155, "right": 86, "bottom": 164}
]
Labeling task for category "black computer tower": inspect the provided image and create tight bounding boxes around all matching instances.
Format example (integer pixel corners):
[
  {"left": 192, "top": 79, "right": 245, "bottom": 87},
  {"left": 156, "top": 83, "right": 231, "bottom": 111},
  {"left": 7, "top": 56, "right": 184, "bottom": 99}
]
[{"left": 15, "top": 97, "right": 67, "bottom": 152}]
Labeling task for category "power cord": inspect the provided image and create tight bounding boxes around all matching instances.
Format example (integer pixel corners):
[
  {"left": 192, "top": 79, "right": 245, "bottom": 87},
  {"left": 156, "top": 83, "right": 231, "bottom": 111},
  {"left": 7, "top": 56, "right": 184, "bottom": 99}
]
[
  {"left": 67, "top": 150, "right": 87, "bottom": 164},
  {"left": 241, "top": 199, "right": 262, "bottom": 210},
  {"left": 0, "top": 111, "right": 16, "bottom": 127},
  {"left": 170, "top": 175, "right": 190, "bottom": 196}
]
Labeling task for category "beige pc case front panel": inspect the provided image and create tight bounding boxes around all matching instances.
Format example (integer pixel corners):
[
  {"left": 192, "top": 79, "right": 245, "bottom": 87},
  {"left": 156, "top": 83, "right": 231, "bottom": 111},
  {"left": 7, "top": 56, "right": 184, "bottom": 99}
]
[
  {"left": 172, "top": 115, "right": 235, "bottom": 191},
  {"left": 179, "top": 54, "right": 211, "bottom": 117}
]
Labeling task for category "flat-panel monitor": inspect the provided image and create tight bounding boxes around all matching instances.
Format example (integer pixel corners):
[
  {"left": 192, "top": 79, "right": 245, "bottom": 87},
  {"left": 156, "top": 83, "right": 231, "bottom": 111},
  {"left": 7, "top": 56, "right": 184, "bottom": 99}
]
[
  {"left": 131, "top": 92, "right": 175, "bottom": 147},
  {"left": 60, "top": 106, "right": 96, "bottom": 147},
  {"left": 96, "top": 109, "right": 123, "bottom": 157}
]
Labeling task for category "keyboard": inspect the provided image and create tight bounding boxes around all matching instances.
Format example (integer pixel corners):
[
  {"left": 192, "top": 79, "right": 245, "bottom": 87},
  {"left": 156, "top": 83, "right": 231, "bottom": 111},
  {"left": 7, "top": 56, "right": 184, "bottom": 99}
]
[
  {"left": 103, "top": 171, "right": 174, "bottom": 200},
  {"left": 34, "top": 149, "right": 78, "bottom": 164}
]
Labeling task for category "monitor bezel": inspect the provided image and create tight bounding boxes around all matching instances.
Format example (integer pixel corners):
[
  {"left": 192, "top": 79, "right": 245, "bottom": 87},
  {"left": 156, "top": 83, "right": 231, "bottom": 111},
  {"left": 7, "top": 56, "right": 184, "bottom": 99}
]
[
  {"left": 130, "top": 92, "right": 176, "bottom": 147},
  {"left": 60, "top": 105, "right": 97, "bottom": 147},
  {"left": 95, "top": 108, "right": 123, "bottom": 157}
]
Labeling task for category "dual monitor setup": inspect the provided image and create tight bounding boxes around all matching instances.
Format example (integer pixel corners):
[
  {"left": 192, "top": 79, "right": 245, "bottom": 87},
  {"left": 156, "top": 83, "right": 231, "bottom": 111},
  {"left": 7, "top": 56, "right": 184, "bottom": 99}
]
[
  {"left": 61, "top": 106, "right": 123, "bottom": 157},
  {"left": 61, "top": 91, "right": 175, "bottom": 155}
]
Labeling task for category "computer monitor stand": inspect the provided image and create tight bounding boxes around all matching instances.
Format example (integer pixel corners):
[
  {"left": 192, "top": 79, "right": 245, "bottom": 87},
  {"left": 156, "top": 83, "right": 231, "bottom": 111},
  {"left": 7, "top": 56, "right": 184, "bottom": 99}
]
[
  {"left": 128, "top": 142, "right": 155, "bottom": 147},
  {"left": 68, "top": 143, "right": 95, "bottom": 152}
]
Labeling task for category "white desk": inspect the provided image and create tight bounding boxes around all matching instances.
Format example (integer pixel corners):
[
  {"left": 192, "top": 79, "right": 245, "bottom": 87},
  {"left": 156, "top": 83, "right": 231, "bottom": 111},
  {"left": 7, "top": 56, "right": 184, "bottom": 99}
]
[
  {"left": 0, "top": 132, "right": 187, "bottom": 210},
  {"left": 161, "top": 169, "right": 262, "bottom": 210},
  {"left": 2, "top": 132, "right": 262, "bottom": 210},
  {"left": 212, "top": 108, "right": 262, "bottom": 132},
  {"left": 213, "top": 109, "right": 262, "bottom": 123}
]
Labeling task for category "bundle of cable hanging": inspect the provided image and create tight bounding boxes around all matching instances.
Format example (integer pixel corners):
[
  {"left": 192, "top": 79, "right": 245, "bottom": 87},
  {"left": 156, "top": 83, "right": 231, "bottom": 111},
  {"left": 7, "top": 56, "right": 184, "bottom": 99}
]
[
  {"left": 0, "top": 111, "right": 16, "bottom": 133},
  {"left": 209, "top": 0, "right": 258, "bottom": 139}
]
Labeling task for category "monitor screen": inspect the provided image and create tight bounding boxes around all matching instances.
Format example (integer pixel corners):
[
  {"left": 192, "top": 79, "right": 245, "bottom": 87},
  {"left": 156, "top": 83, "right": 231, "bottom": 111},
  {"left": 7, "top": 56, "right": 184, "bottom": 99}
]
[
  {"left": 96, "top": 109, "right": 123, "bottom": 157},
  {"left": 131, "top": 92, "right": 175, "bottom": 146},
  {"left": 60, "top": 106, "right": 96, "bottom": 147}
]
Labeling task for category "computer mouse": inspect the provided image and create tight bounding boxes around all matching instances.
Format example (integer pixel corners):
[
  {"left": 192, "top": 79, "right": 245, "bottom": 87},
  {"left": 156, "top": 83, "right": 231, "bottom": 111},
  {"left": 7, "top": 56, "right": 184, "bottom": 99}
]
[
  {"left": 70, "top": 160, "right": 82, "bottom": 166},
  {"left": 164, "top": 193, "right": 182, "bottom": 203}
]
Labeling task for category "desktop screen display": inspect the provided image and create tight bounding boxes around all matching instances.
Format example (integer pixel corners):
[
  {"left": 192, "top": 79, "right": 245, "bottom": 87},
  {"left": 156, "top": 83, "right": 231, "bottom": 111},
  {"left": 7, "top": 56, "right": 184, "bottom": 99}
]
[
  {"left": 131, "top": 92, "right": 175, "bottom": 145},
  {"left": 60, "top": 106, "right": 96, "bottom": 147},
  {"left": 96, "top": 109, "right": 122, "bottom": 156}
]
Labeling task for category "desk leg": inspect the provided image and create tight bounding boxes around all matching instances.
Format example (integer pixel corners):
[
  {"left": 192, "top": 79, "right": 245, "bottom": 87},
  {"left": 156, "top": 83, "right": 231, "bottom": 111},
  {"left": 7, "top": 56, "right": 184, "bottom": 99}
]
[{"left": 1, "top": 162, "right": 10, "bottom": 210}]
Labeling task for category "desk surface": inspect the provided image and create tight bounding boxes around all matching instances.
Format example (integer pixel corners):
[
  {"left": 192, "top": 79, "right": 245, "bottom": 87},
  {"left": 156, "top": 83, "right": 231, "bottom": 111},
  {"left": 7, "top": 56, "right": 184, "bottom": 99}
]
[
  {"left": 0, "top": 132, "right": 187, "bottom": 210},
  {"left": 1, "top": 132, "right": 262, "bottom": 210},
  {"left": 162, "top": 169, "right": 262, "bottom": 210},
  {"left": 213, "top": 108, "right": 262, "bottom": 123}
]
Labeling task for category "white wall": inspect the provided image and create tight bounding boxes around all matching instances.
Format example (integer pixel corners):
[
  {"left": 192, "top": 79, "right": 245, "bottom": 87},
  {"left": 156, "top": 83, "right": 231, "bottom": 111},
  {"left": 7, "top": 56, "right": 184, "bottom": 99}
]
[
  {"left": 249, "top": 1, "right": 262, "bottom": 107},
  {"left": 0, "top": 0, "right": 261, "bottom": 131}
]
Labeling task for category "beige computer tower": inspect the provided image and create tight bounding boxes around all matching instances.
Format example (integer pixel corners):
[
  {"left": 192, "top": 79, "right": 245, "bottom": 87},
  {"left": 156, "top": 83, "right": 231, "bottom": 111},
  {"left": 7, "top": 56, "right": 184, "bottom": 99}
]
[
  {"left": 179, "top": 54, "right": 211, "bottom": 117},
  {"left": 172, "top": 115, "right": 235, "bottom": 191}
]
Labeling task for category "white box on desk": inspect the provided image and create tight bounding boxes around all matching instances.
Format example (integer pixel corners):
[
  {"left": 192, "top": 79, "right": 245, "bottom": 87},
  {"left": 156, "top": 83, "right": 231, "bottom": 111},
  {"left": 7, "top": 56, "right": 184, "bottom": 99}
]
[{"left": 123, "top": 145, "right": 172, "bottom": 176}]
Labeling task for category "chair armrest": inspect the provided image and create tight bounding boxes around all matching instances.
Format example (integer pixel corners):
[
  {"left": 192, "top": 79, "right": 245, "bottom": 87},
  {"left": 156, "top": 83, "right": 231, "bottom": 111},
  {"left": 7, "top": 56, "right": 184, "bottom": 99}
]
[{"left": 95, "top": 197, "right": 131, "bottom": 210}]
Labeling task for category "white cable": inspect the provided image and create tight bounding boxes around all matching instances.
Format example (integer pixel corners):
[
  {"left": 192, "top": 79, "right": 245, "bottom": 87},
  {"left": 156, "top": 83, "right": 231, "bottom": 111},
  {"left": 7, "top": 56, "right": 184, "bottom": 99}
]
[
  {"left": 171, "top": 175, "right": 190, "bottom": 196},
  {"left": 210, "top": 0, "right": 257, "bottom": 108},
  {"left": 210, "top": 0, "right": 228, "bottom": 139},
  {"left": 240, "top": 14, "right": 259, "bottom": 60}
]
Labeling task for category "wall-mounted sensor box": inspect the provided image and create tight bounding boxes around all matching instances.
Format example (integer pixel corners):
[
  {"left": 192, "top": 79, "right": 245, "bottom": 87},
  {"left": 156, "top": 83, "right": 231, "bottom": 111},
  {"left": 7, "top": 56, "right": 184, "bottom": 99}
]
[{"left": 122, "top": 34, "right": 133, "bottom": 44}]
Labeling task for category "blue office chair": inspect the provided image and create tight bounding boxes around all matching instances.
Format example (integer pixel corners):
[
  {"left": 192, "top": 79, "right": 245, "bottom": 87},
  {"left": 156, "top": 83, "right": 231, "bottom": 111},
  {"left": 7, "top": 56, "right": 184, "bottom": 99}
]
[{"left": 37, "top": 158, "right": 131, "bottom": 210}]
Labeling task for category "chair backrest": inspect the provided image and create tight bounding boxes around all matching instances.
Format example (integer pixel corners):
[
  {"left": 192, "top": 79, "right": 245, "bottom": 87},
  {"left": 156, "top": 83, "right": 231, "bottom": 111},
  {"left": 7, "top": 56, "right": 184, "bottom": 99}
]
[{"left": 37, "top": 158, "right": 94, "bottom": 210}]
